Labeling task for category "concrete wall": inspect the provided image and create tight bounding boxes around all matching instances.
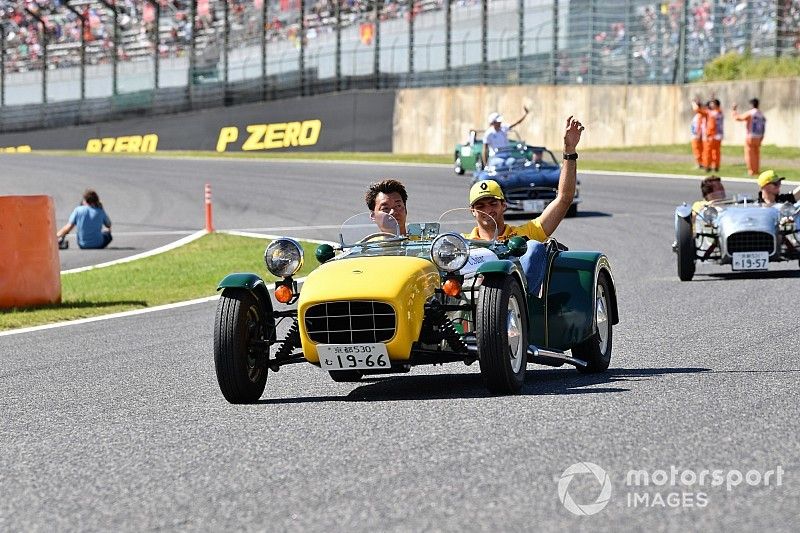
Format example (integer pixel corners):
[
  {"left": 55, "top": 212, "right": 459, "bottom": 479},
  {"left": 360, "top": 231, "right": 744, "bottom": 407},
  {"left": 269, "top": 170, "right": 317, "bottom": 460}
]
[{"left": 393, "top": 78, "right": 800, "bottom": 153}]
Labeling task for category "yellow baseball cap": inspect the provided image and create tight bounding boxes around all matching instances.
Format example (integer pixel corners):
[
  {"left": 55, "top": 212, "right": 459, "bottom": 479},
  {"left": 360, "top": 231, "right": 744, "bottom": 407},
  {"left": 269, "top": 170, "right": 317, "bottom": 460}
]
[
  {"left": 469, "top": 180, "right": 505, "bottom": 206},
  {"left": 757, "top": 170, "right": 784, "bottom": 188}
]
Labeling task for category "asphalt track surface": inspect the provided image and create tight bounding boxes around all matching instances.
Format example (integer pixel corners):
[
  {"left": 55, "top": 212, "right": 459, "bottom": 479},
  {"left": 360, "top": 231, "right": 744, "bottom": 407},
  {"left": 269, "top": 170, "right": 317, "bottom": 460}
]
[{"left": 1, "top": 154, "right": 798, "bottom": 531}]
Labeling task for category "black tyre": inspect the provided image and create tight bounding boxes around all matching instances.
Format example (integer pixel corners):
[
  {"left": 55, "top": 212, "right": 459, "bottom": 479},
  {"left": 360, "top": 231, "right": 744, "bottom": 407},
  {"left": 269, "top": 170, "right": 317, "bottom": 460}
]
[
  {"left": 454, "top": 156, "right": 465, "bottom": 175},
  {"left": 573, "top": 273, "right": 613, "bottom": 373},
  {"left": 566, "top": 204, "right": 578, "bottom": 218},
  {"left": 676, "top": 216, "right": 696, "bottom": 281},
  {"left": 476, "top": 275, "right": 528, "bottom": 394},
  {"left": 329, "top": 370, "right": 364, "bottom": 382},
  {"left": 214, "top": 289, "right": 273, "bottom": 403}
]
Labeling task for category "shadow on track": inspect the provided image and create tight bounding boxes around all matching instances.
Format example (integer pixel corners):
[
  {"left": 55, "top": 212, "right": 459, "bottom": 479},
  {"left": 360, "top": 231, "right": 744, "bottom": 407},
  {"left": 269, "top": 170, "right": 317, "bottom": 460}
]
[
  {"left": 505, "top": 210, "right": 612, "bottom": 221},
  {"left": 256, "top": 366, "right": 710, "bottom": 404},
  {"left": 690, "top": 270, "right": 800, "bottom": 281}
]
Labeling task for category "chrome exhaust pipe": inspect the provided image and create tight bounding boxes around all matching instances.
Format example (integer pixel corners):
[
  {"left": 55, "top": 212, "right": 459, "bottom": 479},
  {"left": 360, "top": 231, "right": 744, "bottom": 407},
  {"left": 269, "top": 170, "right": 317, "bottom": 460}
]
[{"left": 527, "top": 345, "right": 588, "bottom": 368}]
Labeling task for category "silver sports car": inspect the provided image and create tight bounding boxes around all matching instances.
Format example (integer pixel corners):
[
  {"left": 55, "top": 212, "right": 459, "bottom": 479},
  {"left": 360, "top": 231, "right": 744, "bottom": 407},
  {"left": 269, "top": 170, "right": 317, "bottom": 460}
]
[{"left": 673, "top": 195, "right": 800, "bottom": 281}]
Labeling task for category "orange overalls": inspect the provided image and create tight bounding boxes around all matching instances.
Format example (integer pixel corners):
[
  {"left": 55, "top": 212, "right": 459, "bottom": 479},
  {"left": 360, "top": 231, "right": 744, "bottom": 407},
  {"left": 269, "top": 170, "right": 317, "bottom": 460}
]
[
  {"left": 700, "top": 108, "right": 723, "bottom": 171},
  {"left": 736, "top": 109, "right": 766, "bottom": 176},
  {"left": 690, "top": 111, "right": 705, "bottom": 167}
]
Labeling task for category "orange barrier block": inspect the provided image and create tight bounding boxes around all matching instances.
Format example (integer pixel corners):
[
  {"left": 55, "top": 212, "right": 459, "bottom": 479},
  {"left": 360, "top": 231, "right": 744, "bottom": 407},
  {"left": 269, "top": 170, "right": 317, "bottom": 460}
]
[{"left": 0, "top": 195, "right": 62, "bottom": 309}]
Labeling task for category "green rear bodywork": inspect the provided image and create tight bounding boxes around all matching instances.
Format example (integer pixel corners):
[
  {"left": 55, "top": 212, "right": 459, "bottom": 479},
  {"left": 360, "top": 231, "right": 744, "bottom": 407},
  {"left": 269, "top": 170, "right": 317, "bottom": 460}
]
[{"left": 527, "top": 251, "right": 616, "bottom": 350}]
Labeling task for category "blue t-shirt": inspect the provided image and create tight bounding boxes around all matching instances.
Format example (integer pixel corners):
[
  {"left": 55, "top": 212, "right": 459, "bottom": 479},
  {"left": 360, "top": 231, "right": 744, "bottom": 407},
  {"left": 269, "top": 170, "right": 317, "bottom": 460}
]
[{"left": 68, "top": 205, "right": 111, "bottom": 248}]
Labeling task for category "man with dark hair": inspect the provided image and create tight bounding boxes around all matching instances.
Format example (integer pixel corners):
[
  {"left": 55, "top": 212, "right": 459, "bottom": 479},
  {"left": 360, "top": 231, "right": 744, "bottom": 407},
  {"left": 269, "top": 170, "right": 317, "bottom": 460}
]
[
  {"left": 56, "top": 189, "right": 113, "bottom": 249},
  {"left": 365, "top": 178, "right": 408, "bottom": 235},
  {"left": 693, "top": 98, "right": 724, "bottom": 172},
  {"left": 732, "top": 97, "right": 766, "bottom": 176},
  {"left": 692, "top": 175, "right": 726, "bottom": 214}
]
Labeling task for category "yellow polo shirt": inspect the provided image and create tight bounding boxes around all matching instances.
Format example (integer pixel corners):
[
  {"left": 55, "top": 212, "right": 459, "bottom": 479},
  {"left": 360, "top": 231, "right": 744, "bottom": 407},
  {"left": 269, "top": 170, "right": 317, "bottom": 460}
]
[
  {"left": 466, "top": 218, "right": 548, "bottom": 242},
  {"left": 691, "top": 200, "right": 709, "bottom": 213}
]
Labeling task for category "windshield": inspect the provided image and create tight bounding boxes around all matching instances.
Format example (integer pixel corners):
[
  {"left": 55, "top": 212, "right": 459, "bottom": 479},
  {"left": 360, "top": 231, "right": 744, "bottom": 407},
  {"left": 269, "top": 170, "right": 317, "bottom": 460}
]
[
  {"left": 339, "top": 211, "right": 402, "bottom": 247},
  {"left": 436, "top": 208, "right": 498, "bottom": 242}
]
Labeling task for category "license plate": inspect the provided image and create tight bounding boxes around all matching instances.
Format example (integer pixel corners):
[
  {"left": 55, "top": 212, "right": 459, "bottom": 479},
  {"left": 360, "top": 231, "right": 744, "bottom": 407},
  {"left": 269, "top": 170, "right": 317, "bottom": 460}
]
[
  {"left": 317, "top": 343, "right": 391, "bottom": 370},
  {"left": 732, "top": 251, "right": 769, "bottom": 271},
  {"left": 522, "top": 199, "right": 547, "bottom": 212}
]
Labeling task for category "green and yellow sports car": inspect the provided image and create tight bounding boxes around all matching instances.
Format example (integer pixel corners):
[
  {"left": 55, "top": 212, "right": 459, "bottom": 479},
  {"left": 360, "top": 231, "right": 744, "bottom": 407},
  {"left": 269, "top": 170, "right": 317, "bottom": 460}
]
[{"left": 213, "top": 209, "right": 619, "bottom": 403}]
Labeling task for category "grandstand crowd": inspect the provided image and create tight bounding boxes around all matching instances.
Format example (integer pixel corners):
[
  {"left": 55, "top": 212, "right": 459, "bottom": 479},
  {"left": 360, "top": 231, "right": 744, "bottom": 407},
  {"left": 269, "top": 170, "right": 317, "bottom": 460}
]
[{"left": 0, "top": 0, "right": 798, "bottom": 80}]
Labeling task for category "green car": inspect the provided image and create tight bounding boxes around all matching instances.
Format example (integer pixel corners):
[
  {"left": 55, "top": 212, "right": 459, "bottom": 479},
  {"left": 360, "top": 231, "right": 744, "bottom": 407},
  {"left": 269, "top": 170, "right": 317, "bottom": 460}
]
[
  {"left": 213, "top": 209, "right": 619, "bottom": 402},
  {"left": 454, "top": 129, "right": 532, "bottom": 175}
]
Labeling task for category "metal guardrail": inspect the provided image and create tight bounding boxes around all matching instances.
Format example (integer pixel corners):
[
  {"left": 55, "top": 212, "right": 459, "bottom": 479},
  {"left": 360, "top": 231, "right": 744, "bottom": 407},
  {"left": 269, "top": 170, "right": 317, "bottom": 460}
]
[{"left": 0, "top": 0, "right": 798, "bottom": 133}]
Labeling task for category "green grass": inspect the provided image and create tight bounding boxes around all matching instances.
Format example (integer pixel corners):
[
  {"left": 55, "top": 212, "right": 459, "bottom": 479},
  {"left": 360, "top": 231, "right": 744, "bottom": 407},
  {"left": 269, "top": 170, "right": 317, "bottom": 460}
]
[
  {"left": 41, "top": 145, "right": 800, "bottom": 179},
  {"left": 701, "top": 52, "right": 800, "bottom": 81},
  {"left": 0, "top": 233, "right": 320, "bottom": 331},
  {"left": 581, "top": 144, "right": 800, "bottom": 180}
]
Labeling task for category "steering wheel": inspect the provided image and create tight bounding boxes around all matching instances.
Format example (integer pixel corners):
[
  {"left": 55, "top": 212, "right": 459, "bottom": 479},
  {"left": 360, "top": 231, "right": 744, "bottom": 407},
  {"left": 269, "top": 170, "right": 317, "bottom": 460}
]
[{"left": 357, "top": 232, "right": 399, "bottom": 243}]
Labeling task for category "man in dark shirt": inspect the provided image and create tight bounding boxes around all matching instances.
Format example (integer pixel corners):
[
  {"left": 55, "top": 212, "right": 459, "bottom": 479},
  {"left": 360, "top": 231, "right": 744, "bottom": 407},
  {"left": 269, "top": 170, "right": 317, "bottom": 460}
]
[{"left": 757, "top": 170, "right": 800, "bottom": 205}]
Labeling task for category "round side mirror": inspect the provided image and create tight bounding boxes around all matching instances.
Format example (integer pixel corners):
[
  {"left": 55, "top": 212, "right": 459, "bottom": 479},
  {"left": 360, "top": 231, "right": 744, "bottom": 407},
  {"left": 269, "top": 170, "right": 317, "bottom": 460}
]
[
  {"left": 507, "top": 236, "right": 528, "bottom": 257},
  {"left": 315, "top": 244, "right": 335, "bottom": 264}
]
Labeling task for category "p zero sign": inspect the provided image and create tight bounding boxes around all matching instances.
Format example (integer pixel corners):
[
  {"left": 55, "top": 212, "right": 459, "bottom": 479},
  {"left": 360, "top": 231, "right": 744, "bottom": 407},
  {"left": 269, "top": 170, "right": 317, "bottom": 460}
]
[{"left": 216, "top": 120, "right": 322, "bottom": 152}]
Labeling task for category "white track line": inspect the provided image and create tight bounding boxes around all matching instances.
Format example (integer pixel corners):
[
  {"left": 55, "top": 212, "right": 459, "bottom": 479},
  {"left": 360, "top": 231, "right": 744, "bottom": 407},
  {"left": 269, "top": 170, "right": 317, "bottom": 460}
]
[
  {"left": 3, "top": 231, "right": 334, "bottom": 337},
  {"left": 62, "top": 230, "right": 208, "bottom": 274}
]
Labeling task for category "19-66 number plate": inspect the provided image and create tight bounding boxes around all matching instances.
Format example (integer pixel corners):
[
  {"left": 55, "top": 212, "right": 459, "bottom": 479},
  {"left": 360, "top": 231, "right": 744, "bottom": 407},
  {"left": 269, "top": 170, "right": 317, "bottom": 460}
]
[
  {"left": 732, "top": 251, "right": 769, "bottom": 271},
  {"left": 317, "top": 344, "right": 390, "bottom": 370}
]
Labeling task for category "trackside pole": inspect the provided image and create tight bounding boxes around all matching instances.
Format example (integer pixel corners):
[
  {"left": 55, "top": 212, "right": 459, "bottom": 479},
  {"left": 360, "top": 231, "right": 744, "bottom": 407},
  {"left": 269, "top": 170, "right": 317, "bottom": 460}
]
[{"left": 205, "top": 183, "right": 215, "bottom": 233}]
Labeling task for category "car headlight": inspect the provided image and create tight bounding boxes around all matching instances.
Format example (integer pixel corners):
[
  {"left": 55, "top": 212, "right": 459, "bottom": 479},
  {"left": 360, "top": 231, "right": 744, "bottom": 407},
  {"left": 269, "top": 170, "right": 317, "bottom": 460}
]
[
  {"left": 700, "top": 205, "right": 718, "bottom": 226},
  {"left": 264, "top": 238, "right": 303, "bottom": 277},
  {"left": 430, "top": 233, "right": 469, "bottom": 272}
]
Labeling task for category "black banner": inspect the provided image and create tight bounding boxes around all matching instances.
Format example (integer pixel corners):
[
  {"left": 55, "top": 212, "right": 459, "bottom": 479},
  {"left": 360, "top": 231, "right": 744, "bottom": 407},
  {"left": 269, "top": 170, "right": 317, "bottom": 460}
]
[{"left": 0, "top": 91, "right": 395, "bottom": 153}]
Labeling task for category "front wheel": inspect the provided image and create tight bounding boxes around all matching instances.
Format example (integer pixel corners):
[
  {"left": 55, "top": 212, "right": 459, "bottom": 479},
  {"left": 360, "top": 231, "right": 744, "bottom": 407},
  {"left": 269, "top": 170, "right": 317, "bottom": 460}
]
[
  {"left": 476, "top": 275, "right": 528, "bottom": 394},
  {"left": 573, "top": 274, "right": 613, "bottom": 373},
  {"left": 214, "top": 289, "right": 272, "bottom": 403},
  {"left": 676, "top": 216, "right": 696, "bottom": 281},
  {"left": 454, "top": 156, "right": 465, "bottom": 175}
]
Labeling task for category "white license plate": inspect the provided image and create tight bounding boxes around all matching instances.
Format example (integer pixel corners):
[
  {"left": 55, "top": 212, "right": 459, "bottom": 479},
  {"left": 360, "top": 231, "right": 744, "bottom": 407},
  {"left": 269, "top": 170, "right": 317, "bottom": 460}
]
[
  {"left": 317, "top": 343, "right": 390, "bottom": 370},
  {"left": 522, "top": 199, "right": 547, "bottom": 212},
  {"left": 732, "top": 251, "right": 769, "bottom": 271}
]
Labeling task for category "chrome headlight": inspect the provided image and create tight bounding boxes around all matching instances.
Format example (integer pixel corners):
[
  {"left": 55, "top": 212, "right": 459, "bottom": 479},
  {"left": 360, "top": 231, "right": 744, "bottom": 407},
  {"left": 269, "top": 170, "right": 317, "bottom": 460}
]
[
  {"left": 700, "top": 205, "right": 718, "bottom": 226},
  {"left": 431, "top": 233, "right": 469, "bottom": 272},
  {"left": 264, "top": 238, "right": 303, "bottom": 277},
  {"left": 779, "top": 202, "right": 795, "bottom": 219}
]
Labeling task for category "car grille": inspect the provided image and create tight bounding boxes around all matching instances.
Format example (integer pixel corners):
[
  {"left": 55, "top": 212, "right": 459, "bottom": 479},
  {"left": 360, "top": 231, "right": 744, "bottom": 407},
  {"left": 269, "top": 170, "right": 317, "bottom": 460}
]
[
  {"left": 727, "top": 231, "right": 775, "bottom": 255},
  {"left": 304, "top": 301, "right": 396, "bottom": 344},
  {"left": 504, "top": 187, "right": 557, "bottom": 201}
]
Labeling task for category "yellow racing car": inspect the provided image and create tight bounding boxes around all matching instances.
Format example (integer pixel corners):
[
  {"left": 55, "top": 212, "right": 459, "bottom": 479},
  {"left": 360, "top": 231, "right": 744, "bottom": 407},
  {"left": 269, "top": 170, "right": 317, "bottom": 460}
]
[{"left": 213, "top": 210, "right": 618, "bottom": 402}]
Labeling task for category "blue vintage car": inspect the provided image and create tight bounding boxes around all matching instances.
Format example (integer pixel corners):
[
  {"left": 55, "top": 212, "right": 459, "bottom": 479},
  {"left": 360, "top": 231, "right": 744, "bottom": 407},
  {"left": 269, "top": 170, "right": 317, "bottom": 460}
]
[{"left": 472, "top": 145, "right": 581, "bottom": 217}]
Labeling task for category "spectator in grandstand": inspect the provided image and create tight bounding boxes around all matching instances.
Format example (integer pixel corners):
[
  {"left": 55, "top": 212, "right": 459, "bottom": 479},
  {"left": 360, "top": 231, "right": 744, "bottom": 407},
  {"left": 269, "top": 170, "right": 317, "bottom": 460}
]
[
  {"left": 732, "top": 98, "right": 767, "bottom": 177},
  {"left": 690, "top": 99, "right": 706, "bottom": 170},
  {"left": 56, "top": 189, "right": 113, "bottom": 250},
  {"left": 481, "top": 106, "right": 530, "bottom": 166},
  {"left": 756, "top": 170, "right": 800, "bottom": 206},
  {"left": 365, "top": 178, "right": 408, "bottom": 236}
]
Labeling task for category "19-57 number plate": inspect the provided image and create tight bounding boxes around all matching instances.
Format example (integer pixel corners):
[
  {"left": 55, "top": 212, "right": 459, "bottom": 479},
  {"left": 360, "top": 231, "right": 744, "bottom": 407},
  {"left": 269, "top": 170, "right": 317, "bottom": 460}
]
[
  {"left": 317, "top": 343, "right": 390, "bottom": 370},
  {"left": 732, "top": 251, "right": 769, "bottom": 271}
]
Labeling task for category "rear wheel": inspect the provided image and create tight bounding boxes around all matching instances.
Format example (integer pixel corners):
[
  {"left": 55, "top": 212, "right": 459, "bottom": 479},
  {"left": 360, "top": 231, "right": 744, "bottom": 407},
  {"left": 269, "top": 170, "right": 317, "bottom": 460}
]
[
  {"left": 676, "top": 216, "right": 696, "bottom": 281},
  {"left": 214, "top": 289, "right": 272, "bottom": 403},
  {"left": 454, "top": 156, "right": 465, "bottom": 175},
  {"left": 329, "top": 370, "right": 364, "bottom": 382},
  {"left": 477, "top": 275, "right": 528, "bottom": 394},
  {"left": 573, "top": 274, "right": 613, "bottom": 373}
]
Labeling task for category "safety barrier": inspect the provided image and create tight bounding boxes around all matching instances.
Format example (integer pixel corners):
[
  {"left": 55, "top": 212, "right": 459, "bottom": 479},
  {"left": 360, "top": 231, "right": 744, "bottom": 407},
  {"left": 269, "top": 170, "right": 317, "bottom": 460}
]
[{"left": 0, "top": 195, "right": 61, "bottom": 309}]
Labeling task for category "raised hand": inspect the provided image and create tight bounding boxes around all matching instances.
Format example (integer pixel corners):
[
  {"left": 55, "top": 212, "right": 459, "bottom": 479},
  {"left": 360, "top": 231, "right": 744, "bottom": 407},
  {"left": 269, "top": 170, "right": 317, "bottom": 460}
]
[{"left": 564, "top": 116, "right": 584, "bottom": 153}]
